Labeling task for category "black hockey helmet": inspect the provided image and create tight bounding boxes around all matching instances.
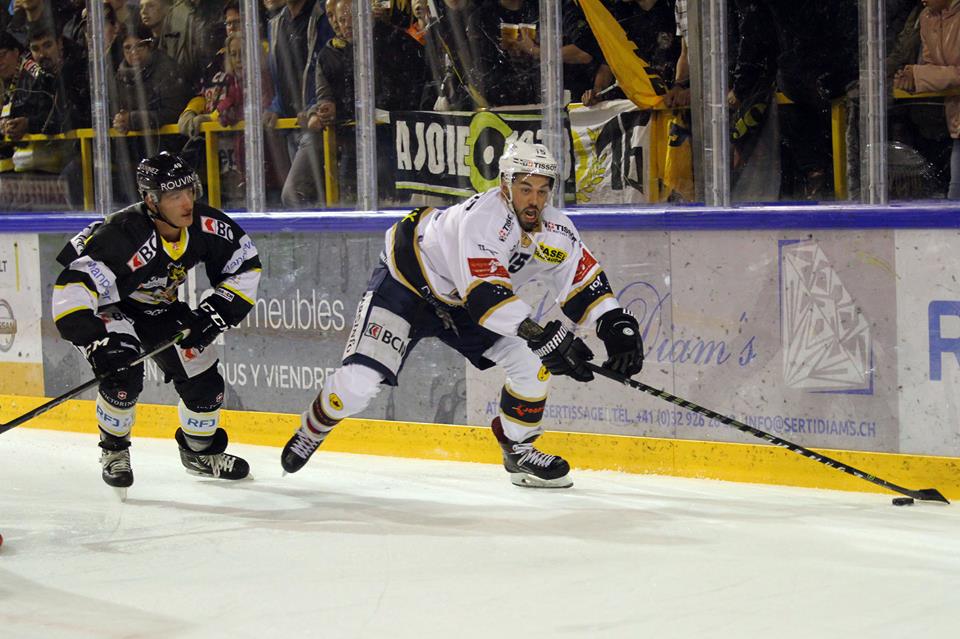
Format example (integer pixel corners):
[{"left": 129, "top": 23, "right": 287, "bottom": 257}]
[{"left": 136, "top": 152, "right": 203, "bottom": 207}]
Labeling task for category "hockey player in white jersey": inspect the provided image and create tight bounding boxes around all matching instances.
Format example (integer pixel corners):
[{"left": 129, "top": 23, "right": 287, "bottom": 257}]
[{"left": 281, "top": 141, "right": 644, "bottom": 487}]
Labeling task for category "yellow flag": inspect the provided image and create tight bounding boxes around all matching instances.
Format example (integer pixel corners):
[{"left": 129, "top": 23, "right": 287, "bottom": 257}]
[{"left": 578, "top": 0, "right": 669, "bottom": 109}]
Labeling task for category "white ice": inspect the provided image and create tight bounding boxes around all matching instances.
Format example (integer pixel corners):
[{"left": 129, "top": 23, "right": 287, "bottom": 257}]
[{"left": 1, "top": 429, "right": 957, "bottom": 639}]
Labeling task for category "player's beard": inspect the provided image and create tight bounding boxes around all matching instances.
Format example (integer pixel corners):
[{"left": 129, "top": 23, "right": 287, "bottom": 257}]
[{"left": 517, "top": 206, "right": 540, "bottom": 232}]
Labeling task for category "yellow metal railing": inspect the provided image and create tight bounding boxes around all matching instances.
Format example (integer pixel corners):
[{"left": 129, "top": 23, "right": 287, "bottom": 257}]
[
  {"left": 4, "top": 88, "right": 958, "bottom": 210},
  {"left": 3, "top": 119, "right": 340, "bottom": 211}
]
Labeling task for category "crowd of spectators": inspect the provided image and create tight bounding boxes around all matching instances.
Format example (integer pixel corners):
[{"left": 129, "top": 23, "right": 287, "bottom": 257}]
[{"left": 0, "top": 0, "right": 957, "bottom": 210}]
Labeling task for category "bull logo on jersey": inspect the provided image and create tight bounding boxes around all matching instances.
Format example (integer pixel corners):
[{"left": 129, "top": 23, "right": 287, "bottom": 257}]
[
  {"left": 127, "top": 234, "right": 158, "bottom": 272},
  {"left": 168, "top": 263, "right": 187, "bottom": 286},
  {"left": 201, "top": 216, "right": 235, "bottom": 242}
]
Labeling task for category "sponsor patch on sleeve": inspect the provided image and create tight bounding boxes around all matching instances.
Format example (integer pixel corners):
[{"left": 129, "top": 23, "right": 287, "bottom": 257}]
[
  {"left": 573, "top": 249, "right": 598, "bottom": 284},
  {"left": 468, "top": 257, "right": 509, "bottom": 279}
]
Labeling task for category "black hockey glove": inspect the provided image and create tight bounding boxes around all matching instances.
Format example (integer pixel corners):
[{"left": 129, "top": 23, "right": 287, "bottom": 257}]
[
  {"left": 82, "top": 333, "right": 139, "bottom": 383},
  {"left": 526, "top": 320, "right": 595, "bottom": 382},
  {"left": 596, "top": 309, "right": 644, "bottom": 377},
  {"left": 179, "top": 300, "right": 230, "bottom": 351}
]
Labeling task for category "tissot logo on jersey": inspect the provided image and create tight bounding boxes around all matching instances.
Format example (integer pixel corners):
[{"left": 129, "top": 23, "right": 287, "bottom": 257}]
[
  {"left": 543, "top": 220, "right": 576, "bottom": 242},
  {"left": 127, "top": 234, "right": 158, "bottom": 272},
  {"left": 201, "top": 216, "right": 235, "bottom": 242},
  {"left": 364, "top": 323, "right": 407, "bottom": 355},
  {"left": 468, "top": 257, "right": 509, "bottom": 278},
  {"left": 498, "top": 215, "right": 514, "bottom": 241}
]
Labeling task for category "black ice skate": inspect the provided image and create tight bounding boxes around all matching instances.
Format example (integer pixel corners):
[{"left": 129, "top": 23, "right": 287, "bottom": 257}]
[
  {"left": 175, "top": 428, "right": 250, "bottom": 480},
  {"left": 100, "top": 439, "right": 134, "bottom": 487},
  {"left": 281, "top": 401, "right": 338, "bottom": 474},
  {"left": 491, "top": 417, "right": 573, "bottom": 488},
  {"left": 99, "top": 435, "right": 133, "bottom": 501}
]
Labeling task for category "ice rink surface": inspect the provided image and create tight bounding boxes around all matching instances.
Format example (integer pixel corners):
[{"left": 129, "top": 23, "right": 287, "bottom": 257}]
[{"left": 1, "top": 429, "right": 957, "bottom": 639}]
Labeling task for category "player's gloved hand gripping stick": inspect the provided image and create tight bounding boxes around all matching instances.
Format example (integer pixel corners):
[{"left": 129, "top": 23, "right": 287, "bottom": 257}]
[{"left": 0, "top": 329, "right": 190, "bottom": 435}]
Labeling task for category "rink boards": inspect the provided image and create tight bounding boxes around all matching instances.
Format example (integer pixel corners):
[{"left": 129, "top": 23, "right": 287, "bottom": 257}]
[{"left": 1, "top": 215, "right": 959, "bottom": 497}]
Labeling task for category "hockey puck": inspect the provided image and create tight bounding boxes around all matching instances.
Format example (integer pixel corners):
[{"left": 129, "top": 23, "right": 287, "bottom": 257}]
[{"left": 892, "top": 497, "right": 915, "bottom": 506}]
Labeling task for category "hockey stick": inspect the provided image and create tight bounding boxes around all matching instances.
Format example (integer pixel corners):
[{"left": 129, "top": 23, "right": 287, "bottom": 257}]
[
  {"left": 587, "top": 363, "right": 950, "bottom": 504},
  {"left": 0, "top": 329, "right": 190, "bottom": 436}
]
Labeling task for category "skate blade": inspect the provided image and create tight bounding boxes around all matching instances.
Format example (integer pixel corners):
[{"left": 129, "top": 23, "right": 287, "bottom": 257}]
[
  {"left": 509, "top": 472, "right": 573, "bottom": 489},
  {"left": 114, "top": 486, "right": 128, "bottom": 502},
  {"left": 184, "top": 469, "right": 254, "bottom": 481}
]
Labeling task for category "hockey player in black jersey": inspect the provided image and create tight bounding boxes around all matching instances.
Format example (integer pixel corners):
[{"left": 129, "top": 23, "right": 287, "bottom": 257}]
[
  {"left": 281, "top": 141, "right": 644, "bottom": 488},
  {"left": 51, "top": 152, "right": 262, "bottom": 493}
]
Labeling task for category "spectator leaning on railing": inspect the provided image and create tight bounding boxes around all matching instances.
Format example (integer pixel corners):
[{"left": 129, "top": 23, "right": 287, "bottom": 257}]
[
  {"left": 307, "top": 0, "right": 353, "bottom": 200},
  {"left": 894, "top": 0, "right": 960, "bottom": 200},
  {"left": 112, "top": 24, "right": 189, "bottom": 136},
  {"left": 110, "top": 23, "right": 190, "bottom": 202},
  {"left": 265, "top": 0, "right": 332, "bottom": 208},
  {"left": 5, "top": 22, "right": 89, "bottom": 140},
  {"left": 179, "top": 0, "right": 245, "bottom": 141}
]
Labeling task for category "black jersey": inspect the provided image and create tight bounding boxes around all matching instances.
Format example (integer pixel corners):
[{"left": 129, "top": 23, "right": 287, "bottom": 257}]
[{"left": 52, "top": 202, "right": 261, "bottom": 347}]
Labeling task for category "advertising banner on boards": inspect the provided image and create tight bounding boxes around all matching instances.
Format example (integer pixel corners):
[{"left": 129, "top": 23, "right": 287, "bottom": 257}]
[
  {"left": 0, "top": 234, "right": 44, "bottom": 395},
  {"left": 466, "top": 230, "right": 901, "bottom": 454},
  {"left": 39, "top": 232, "right": 468, "bottom": 425},
  {"left": 895, "top": 230, "right": 960, "bottom": 457}
]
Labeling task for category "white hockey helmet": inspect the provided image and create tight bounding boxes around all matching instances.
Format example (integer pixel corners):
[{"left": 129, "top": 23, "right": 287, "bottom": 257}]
[{"left": 498, "top": 141, "right": 559, "bottom": 185}]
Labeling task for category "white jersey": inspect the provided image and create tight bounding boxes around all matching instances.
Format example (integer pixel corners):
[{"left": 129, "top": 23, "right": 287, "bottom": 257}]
[{"left": 384, "top": 187, "right": 620, "bottom": 337}]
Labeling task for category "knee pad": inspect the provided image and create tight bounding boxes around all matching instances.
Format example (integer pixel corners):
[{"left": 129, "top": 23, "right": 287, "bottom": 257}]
[
  {"left": 319, "top": 363, "right": 384, "bottom": 420},
  {"left": 96, "top": 394, "right": 136, "bottom": 439},
  {"left": 483, "top": 336, "right": 551, "bottom": 399},
  {"left": 98, "top": 362, "right": 144, "bottom": 410},
  {"left": 175, "top": 365, "right": 224, "bottom": 414}
]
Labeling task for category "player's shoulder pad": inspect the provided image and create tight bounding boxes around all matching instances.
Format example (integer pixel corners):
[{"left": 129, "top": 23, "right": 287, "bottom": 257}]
[
  {"left": 91, "top": 205, "right": 152, "bottom": 250},
  {"left": 194, "top": 202, "right": 242, "bottom": 243},
  {"left": 59, "top": 205, "right": 152, "bottom": 270},
  {"left": 461, "top": 188, "right": 518, "bottom": 245}
]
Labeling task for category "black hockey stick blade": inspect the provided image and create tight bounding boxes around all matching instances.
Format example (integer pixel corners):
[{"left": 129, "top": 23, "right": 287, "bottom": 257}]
[
  {"left": 0, "top": 329, "right": 190, "bottom": 435},
  {"left": 911, "top": 488, "right": 950, "bottom": 504},
  {"left": 587, "top": 363, "right": 951, "bottom": 505}
]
